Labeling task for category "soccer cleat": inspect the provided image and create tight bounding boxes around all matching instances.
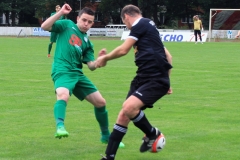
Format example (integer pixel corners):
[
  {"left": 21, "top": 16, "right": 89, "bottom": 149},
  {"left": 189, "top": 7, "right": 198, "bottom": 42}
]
[
  {"left": 101, "top": 133, "right": 110, "bottom": 144},
  {"left": 140, "top": 127, "right": 161, "bottom": 152},
  {"left": 100, "top": 154, "right": 115, "bottom": 160},
  {"left": 55, "top": 126, "right": 69, "bottom": 139},
  {"left": 195, "top": 42, "right": 198, "bottom": 44},
  {"left": 100, "top": 154, "right": 108, "bottom": 160},
  {"left": 201, "top": 42, "right": 203, "bottom": 44},
  {"left": 119, "top": 142, "right": 125, "bottom": 148}
]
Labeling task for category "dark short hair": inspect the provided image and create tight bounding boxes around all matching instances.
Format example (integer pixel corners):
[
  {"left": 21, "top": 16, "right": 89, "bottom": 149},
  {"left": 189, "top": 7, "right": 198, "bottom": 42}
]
[
  {"left": 78, "top": 7, "right": 95, "bottom": 17},
  {"left": 121, "top": 4, "right": 141, "bottom": 19}
]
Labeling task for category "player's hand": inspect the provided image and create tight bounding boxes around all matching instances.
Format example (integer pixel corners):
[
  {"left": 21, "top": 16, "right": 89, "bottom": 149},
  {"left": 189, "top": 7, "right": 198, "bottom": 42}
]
[
  {"left": 193, "top": 15, "right": 197, "bottom": 20},
  {"left": 202, "top": 27, "right": 204, "bottom": 31},
  {"left": 98, "top": 48, "right": 107, "bottom": 57},
  {"left": 235, "top": 35, "right": 239, "bottom": 39},
  {"left": 166, "top": 87, "right": 173, "bottom": 95},
  {"left": 60, "top": 4, "right": 72, "bottom": 15},
  {"left": 95, "top": 55, "right": 107, "bottom": 68}
]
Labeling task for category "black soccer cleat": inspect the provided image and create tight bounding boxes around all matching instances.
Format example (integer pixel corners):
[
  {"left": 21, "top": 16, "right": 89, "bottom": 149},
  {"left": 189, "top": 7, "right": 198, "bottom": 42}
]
[
  {"left": 100, "top": 154, "right": 107, "bottom": 160},
  {"left": 140, "top": 127, "right": 161, "bottom": 152},
  {"left": 100, "top": 154, "right": 114, "bottom": 160}
]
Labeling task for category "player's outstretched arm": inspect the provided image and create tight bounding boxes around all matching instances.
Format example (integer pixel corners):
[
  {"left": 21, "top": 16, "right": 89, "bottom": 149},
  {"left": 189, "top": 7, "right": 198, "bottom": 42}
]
[
  {"left": 41, "top": 4, "right": 72, "bottom": 31},
  {"left": 95, "top": 38, "right": 135, "bottom": 68},
  {"left": 164, "top": 47, "right": 173, "bottom": 94},
  {"left": 98, "top": 48, "right": 107, "bottom": 57},
  {"left": 164, "top": 47, "right": 172, "bottom": 74}
]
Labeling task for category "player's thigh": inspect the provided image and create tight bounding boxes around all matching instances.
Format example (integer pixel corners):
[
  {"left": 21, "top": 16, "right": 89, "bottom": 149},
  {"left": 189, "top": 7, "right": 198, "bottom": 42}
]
[
  {"left": 132, "top": 79, "right": 170, "bottom": 108},
  {"left": 73, "top": 75, "right": 97, "bottom": 101},
  {"left": 122, "top": 95, "right": 144, "bottom": 116},
  {"left": 54, "top": 73, "right": 78, "bottom": 96}
]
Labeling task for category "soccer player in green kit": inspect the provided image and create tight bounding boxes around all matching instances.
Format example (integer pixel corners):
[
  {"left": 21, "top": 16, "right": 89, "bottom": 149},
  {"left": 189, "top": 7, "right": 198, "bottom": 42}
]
[
  {"left": 41, "top": 4, "right": 124, "bottom": 147},
  {"left": 47, "top": 5, "right": 66, "bottom": 57}
]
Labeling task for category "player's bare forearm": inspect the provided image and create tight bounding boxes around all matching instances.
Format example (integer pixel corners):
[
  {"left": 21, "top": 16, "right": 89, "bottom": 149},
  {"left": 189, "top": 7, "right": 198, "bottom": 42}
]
[
  {"left": 95, "top": 46, "right": 128, "bottom": 68},
  {"left": 41, "top": 4, "right": 72, "bottom": 31},
  {"left": 164, "top": 48, "right": 172, "bottom": 65},
  {"left": 164, "top": 47, "right": 173, "bottom": 94},
  {"left": 105, "top": 46, "right": 126, "bottom": 60},
  {"left": 95, "top": 38, "right": 134, "bottom": 68},
  {"left": 164, "top": 47, "right": 172, "bottom": 77},
  {"left": 105, "top": 38, "right": 135, "bottom": 61},
  {"left": 41, "top": 12, "right": 62, "bottom": 31}
]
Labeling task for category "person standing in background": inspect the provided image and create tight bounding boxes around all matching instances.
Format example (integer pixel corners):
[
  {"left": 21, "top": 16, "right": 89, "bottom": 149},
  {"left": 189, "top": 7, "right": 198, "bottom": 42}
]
[{"left": 193, "top": 15, "right": 203, "bottom": 44}]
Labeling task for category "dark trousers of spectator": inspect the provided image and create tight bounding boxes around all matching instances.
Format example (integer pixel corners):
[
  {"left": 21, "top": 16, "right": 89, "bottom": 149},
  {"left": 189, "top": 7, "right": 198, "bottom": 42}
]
[{"left": 194, "top": 30, "right": 202, "bottom": 42}]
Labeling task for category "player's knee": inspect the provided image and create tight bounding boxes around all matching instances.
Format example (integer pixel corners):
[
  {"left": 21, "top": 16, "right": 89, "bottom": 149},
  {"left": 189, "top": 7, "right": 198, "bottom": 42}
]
[
  {"left": 122, "top": 103, "right": 136, "bottom": 118},
  {"left": 57, "top": 93, "right": 69, "bottom": 102},
  {"left": 116, "top": 110, "right": 130, "bottom": 125},
  {"left": 56, "top": 87, "right": 70, "bottom": 102},
  {"left": 95, "top": 98, "right": 106, "bottom": 107}
]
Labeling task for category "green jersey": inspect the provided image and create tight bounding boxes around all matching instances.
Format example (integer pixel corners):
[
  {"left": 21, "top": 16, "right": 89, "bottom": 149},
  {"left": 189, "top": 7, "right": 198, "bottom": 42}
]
[
  {"left": 50, "top": 20, "right": 94, "bottom": 79},
  {"left": 50, "top": 12, "right": 65, "bottom": 20},
  {"left": 49, "top": 12, "right": 65, "bottom": 42}
]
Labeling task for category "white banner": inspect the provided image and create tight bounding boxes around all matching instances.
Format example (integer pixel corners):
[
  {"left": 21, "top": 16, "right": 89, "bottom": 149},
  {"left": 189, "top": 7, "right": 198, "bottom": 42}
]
[
  {"left": 106, "top": 28, "right": 117, "bottom": 37},
  {"left": 87, "top": 28, "right": 106, "bottom": 36},
  {"left": 87, "top": 28, "right": 124, "bottom": 37},
  {"left": 33, "top": 27, "right": 50, "bottom": 36},
  {"left": 121, "top": 31, "right": 208, "bottom": 42}
]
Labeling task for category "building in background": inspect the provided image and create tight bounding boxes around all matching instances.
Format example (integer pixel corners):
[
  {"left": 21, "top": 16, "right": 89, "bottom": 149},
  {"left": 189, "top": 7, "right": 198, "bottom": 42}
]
[{"left": 0, "top": 13, "right": 6, "bottom": 25}]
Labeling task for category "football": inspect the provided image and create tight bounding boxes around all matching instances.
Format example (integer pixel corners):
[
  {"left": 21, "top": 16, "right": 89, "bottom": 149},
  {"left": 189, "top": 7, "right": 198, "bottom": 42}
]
[{"left": 150, "top": 133, "right": 166, "bottom": 153}]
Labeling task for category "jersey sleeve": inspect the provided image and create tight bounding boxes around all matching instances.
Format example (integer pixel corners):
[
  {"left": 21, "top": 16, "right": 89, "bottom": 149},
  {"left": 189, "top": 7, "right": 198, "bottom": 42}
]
[
  {"left": 82, "top": 41, "right": 95, "bottom": 64},
  {"left": 60, "top": 15, "right": 66, "bottom": 20},
  {"left": 50, "top": 20, "right": 70, "bottom": 33},
  {"left": 50, "top": 12, "right": 55, "bottom": 17},
  {"left": 129, "top": 20, "right": 147, "bottom": 40}
]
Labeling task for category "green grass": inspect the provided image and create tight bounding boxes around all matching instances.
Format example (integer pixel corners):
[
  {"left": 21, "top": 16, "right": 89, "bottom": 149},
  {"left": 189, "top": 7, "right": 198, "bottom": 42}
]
[{"left": 0, "top": 36, "right": 240, "bottom": 160}]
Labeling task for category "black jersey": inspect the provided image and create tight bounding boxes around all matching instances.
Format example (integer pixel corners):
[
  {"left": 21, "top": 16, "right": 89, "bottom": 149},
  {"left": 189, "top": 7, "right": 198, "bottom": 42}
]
[{"left": 129, "top": 18, "right": 172, "bottom": 78}]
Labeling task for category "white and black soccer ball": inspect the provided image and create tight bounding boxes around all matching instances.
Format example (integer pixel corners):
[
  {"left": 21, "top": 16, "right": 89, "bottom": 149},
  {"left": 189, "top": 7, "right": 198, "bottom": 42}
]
[{"left": 150, "top": 133, "right": 166, "bottom": 153}]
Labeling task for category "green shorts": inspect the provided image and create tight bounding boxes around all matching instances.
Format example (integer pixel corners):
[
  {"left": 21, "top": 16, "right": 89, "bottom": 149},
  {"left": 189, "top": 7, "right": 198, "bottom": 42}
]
[
  {"left": 50, "top": 32, "right": 58, "bottom": 43},
  {"left": 53, "top": 72, "right": 97, "bottom": 101}
]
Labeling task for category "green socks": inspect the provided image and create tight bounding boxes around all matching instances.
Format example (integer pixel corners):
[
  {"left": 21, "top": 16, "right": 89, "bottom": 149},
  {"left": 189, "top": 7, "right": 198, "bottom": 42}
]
[
  {"left": 94, "top": 106, "right": 110, "bottom": 135},
  {"left": 54, "top": 100, "right": 67, "bottom": 128}
]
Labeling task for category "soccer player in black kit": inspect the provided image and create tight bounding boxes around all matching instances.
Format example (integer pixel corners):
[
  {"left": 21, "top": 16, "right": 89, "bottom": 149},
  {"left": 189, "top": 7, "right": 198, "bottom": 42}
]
[{"left": 95, "top": 4, "right": 173, "bottom": 160}]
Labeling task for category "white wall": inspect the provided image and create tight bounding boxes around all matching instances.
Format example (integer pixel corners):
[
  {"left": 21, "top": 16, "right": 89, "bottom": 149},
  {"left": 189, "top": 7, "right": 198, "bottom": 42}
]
[
  {"left": 0, "top": 27, "right": 238, "bottom": 40},
  {"left": 0, "top": 27, "right": 33, "bottom": 36}
]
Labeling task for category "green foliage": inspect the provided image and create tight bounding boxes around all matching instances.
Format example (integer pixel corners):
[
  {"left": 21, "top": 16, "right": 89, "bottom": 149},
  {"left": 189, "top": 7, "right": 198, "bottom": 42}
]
[
  {"left": 0, "top": 1, "right": 10, "bottom": 12},
  {"left": 35, "top": 0, "right": 67, "bottom": 18},
  {"left": 0, "top": 37, "right": 240, "bottom": 159},
  {"left": 2, "top": 0, "right": 240, "bottom": 28}
]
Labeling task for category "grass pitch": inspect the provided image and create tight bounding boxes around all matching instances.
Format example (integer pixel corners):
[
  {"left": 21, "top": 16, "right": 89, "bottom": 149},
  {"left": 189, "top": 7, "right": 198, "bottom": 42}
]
[{"left": 0, "top": 37, "right": 240, "bottom": 160}]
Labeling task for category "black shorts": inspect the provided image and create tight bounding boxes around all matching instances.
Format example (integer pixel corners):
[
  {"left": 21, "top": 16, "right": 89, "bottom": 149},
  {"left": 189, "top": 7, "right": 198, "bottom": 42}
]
[{"left": 126, "top": 76, "right": 170, "bottom": 110}]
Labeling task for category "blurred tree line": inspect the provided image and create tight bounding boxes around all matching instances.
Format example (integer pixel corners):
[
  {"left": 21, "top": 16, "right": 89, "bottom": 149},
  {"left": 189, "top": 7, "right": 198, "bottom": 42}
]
[{"left": 0, "top": 0, "right": 240, "bottom": 28}]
